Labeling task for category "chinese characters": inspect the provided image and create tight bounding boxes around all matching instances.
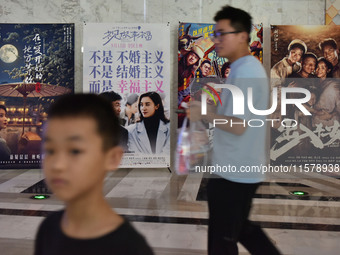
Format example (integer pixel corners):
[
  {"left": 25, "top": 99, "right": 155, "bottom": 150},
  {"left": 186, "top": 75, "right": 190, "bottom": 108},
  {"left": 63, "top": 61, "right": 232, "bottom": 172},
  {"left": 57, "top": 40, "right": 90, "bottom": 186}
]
[
  {"left": 88, "top": 49, "right": 165, "bottom": 94},
  {"left": 24, "top": 33, "right": 43, "bottom": 84}
]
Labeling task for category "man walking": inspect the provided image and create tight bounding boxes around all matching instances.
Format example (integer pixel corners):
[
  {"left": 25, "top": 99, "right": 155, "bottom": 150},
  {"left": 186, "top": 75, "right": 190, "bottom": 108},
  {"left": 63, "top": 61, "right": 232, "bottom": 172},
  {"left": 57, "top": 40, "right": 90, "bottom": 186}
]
[{"left": 189, "top": 5, "right": 282, "bottom": 255}]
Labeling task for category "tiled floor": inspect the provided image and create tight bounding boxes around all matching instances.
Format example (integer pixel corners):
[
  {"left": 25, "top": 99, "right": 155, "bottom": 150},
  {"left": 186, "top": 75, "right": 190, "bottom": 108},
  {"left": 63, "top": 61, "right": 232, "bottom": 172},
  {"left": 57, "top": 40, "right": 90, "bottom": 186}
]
[{"left": 0, "top": 168, "right": 340, "bottom": 254}]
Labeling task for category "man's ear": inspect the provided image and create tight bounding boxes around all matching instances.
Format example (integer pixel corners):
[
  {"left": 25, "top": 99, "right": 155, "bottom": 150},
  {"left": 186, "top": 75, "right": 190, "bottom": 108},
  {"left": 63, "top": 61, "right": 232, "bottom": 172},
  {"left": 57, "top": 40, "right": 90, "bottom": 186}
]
[
  {"left": 104, "top": 146, "right": 123, "bottom": 172},
  {"left": 240, "top": 31, "right": 249, "bottom": 44}
]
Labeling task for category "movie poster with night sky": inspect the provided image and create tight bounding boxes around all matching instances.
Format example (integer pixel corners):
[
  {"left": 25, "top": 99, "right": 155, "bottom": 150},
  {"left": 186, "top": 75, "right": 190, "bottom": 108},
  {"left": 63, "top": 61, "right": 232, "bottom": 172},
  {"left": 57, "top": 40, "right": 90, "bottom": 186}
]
[{"left": 0, "top": 24, "right": 74, "bottom": 169}]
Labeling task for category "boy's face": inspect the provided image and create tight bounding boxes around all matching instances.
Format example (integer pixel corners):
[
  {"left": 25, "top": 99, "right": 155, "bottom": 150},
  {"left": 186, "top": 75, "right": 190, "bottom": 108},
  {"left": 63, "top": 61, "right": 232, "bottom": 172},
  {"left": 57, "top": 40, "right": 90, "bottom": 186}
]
[
  {"left": 288, "top": 47, "right": 303, "bottom": 64},
  {"left": 323, "top": 44, "right": 338, "bottom": 64},
  {"left": 316, "top": 61, "right": 330, "bottom": 78},
  {"left": 0, "top": 109, "right": 8, "bottom": 130},
  {"left": 42, "top": 117, "right": 119, "bottom": 202},
  {"left": 302, "top": 57, "right": 316, "bottom": 75}
]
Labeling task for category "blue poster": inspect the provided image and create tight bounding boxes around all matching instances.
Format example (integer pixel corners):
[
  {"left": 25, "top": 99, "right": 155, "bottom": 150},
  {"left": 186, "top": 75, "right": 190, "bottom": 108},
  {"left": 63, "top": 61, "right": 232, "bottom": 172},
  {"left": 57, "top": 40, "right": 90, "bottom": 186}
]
[{"left": 0, "top": 23, "right": 74, "bottom": 169}]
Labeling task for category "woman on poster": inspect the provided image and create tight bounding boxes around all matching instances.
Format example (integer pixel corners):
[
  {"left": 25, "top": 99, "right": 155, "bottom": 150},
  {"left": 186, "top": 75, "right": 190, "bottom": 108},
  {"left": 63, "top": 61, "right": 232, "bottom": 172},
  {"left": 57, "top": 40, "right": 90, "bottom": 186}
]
[{"left": 127, "top": 92, "right": 170, "bottom": 154}]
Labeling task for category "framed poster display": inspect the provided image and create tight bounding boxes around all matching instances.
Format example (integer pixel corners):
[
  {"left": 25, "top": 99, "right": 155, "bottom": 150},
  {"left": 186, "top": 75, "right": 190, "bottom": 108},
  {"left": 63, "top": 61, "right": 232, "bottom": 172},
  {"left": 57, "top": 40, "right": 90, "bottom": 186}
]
[
  {"left": 0, "top": 23, "right": 74, "bottom": 169},
  {"left": 270, "top": 25, "right": 340, "bottom": 166},
  {"left": 83, "top": 23, "right": 171, "bottom": 168}
]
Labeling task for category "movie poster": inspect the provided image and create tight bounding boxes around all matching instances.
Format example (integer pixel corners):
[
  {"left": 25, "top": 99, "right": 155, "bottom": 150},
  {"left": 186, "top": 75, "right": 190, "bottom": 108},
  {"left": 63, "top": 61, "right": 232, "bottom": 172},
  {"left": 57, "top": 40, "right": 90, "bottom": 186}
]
[
  {"left": 177, "top": 23, "right": 263, "bottom": 128},
  {"left": 0, "top": 24, "right": 74, "bottom": 169},
  {"left": 83, "top": 23, "right": 170, "bottom": 168},
  {"left": 270, "top": 25, "right": 340, "bottom": 165}
]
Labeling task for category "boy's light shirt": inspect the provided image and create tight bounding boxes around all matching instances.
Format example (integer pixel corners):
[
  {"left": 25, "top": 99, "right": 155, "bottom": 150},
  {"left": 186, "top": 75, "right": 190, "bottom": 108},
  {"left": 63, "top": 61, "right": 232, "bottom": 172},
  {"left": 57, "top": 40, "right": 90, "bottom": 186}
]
[{"left": 211, "top": 55, "right": 269, "bottom": 183}]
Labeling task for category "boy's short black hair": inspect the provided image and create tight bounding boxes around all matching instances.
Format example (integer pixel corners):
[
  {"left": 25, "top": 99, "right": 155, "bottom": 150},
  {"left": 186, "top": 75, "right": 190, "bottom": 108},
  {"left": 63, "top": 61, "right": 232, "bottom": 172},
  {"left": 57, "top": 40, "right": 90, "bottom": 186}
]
[
  {"left": 317, "top": 57, "right": 333, "bottom": 72},
  {"left": 289, "top": 43, "right": 306, "bottom": 54},
  {"left": 288, "top": 39, "right": 307, "bottom": 55},
  {"left": 100, "top": 91, "right": 122, "bottom": 102},
  {"left": 302, "top": 52, "right": 317, "bottom": 63},
  {"left": 47, "top": 93, "right": 120, "bottom": 151},
  {"left": 214, "top": 5, "right": 252, "bottom": 35},
  {"left": 0, "top": 105, "right": 7, "bottom": 113}
]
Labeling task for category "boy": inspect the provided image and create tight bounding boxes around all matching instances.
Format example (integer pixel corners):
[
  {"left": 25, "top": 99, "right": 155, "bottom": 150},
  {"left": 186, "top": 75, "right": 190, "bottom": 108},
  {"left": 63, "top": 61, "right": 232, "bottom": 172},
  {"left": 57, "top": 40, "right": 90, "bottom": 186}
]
[
  {"left": 319, "top": 38, "right": 340, "bottom": 78},
  {"left": 0, "top": 105, "right": 10, "bottom": 161},
  {"left": 34, "top": 94, "right": 154, "bottom": 255}
]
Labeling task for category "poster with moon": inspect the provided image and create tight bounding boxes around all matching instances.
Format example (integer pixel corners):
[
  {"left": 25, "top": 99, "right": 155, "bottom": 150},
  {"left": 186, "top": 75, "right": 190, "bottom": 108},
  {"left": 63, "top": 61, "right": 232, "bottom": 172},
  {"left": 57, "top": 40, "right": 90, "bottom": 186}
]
[
  {"left": 0, "top": 24, "right": 74, "bottom": 169},
  {"left": 0, "top": 44, "right": 19, "bottom": 63}
]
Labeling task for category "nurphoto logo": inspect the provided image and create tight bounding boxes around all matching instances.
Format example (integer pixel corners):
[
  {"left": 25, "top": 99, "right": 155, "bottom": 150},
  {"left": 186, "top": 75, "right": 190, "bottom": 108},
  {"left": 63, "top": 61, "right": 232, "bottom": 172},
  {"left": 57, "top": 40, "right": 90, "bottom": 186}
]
[{"left": 200, "top": 83, "right": 312, "bottom": 128}]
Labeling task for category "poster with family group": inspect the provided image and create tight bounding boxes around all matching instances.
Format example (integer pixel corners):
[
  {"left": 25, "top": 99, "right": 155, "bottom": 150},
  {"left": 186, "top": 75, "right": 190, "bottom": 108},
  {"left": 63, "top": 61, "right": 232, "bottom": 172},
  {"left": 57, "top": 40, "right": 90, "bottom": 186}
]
[
  {"left": 0, "top": 23, "right": 74, "bottom": 169},
  {"left": 270, "top": 25, "right": 340, "bottom": 165},
  {"left": 177, "top": 22, "right": 263, "bottom": 128},
  {"left": 83, "top": 23, "right": 170, "bottom": 168}
]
